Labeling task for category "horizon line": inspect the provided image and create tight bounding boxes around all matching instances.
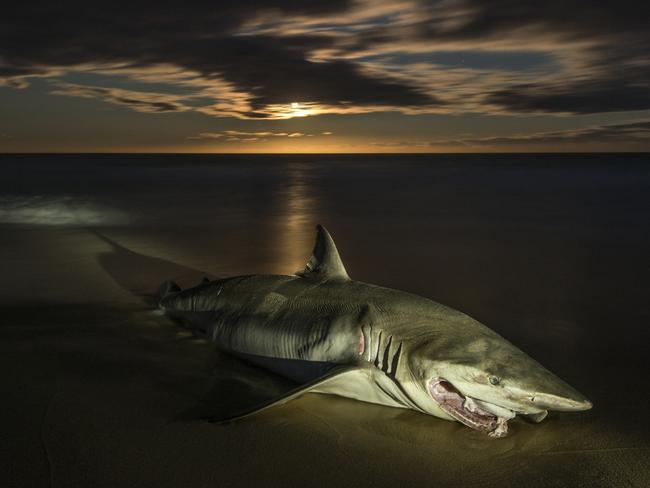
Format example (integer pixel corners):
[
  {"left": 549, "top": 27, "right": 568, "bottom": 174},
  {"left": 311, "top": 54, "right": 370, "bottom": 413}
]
[{"left": 1, "top": 151, "right": 649, "bottom": 156}]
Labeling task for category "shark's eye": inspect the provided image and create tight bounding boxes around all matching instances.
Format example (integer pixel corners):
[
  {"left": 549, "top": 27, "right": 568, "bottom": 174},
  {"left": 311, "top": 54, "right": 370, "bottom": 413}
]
[{"left": 489, "top": 375, "right": 500, "bottom": 385}]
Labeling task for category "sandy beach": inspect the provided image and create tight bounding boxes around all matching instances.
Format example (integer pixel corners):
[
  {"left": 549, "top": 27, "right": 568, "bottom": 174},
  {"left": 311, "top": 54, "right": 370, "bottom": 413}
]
[{"left": 1, "top": 154, "right": 649, "bottom": 487}]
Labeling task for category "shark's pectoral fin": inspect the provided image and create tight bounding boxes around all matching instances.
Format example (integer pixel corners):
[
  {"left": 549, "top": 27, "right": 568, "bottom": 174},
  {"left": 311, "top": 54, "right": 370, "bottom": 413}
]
[
  {"left": 204, "top": 365, "right": 361, "bottom": 424},
  {"left": 296, "top": 225, "right": 350, "bottom": 282}
]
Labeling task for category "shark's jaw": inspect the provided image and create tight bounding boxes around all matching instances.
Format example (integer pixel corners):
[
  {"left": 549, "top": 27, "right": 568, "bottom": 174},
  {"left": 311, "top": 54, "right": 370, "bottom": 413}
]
[{"left": 428, "top": 378, "right": 510, "bottom": 438}]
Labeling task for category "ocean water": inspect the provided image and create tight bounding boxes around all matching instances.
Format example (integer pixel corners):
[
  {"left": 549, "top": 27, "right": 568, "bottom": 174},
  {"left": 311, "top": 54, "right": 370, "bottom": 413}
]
[{"left": 1, "top": 153, "right": 649, "bottom": 487}]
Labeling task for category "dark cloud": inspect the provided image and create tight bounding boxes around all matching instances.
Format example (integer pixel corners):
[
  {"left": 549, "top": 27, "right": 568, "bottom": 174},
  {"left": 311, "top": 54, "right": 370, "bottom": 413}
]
[
  {"left": 368, "top": 120, "right": 650, "bottom": 150},
  {"left": 51, "top": 84, "right": 189, "bottom": 113},
  {"left": 415, "top": 0, "right": 649, "bottom": 42},
  {"left": 487, "top": 82, "right": 650, "bottom": 115},
  {"left": 169, "top": 35, "right": 435, "bottom": 111},
  {"left": 403, "top": 0, "right": 650, "bottom": 113},
  {"left": 0, "top": 1, "right": 437, "bottom": 117},
  {"left": 433, "top": 120, "right": 650, "bottom": 148},
  {"left": 0, "top": 66, "right": 47, "bottom": 78},
  {"left": 0, "top": 65, "right": 55, "bottom": 88}
]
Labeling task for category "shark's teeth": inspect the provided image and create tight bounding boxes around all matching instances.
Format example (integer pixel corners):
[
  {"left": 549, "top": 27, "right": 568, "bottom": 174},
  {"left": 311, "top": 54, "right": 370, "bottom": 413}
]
[{"left": 463, "top": 396, "right": 480, "bottom": 413}]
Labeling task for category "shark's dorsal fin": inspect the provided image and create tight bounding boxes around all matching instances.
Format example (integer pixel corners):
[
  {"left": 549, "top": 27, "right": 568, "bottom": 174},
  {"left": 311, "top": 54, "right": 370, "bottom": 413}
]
[{"left": 296, "top": 225, "right": 350, "bottom": 282}]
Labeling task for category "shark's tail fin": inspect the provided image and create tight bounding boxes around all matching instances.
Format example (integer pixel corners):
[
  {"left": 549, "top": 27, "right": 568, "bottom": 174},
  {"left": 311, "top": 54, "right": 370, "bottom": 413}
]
[{"left": 158, "top": 280, "right": 181, "bottom": 309}]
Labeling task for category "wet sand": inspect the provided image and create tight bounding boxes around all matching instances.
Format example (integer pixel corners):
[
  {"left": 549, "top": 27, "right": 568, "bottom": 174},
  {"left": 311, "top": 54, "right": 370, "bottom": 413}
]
[{"left": 1, "top": 154, "right": 649, "bottom": 487}]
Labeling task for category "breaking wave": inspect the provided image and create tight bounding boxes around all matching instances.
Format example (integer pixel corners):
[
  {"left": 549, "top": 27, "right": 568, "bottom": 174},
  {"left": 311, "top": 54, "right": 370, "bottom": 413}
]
[{"left": 0, "top": 195, "right": 128, "bottom": 226}]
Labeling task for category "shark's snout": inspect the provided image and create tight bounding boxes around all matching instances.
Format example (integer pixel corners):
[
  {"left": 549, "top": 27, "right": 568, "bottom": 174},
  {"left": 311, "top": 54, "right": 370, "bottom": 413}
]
[{"left": 531, "top": 392, "right": 593, "bottom": 412}]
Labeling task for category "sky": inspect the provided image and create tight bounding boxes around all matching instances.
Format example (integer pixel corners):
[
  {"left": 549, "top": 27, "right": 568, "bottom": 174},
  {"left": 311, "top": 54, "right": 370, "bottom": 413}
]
[{"left": 1, "top": 0, "right": 649, "bottom": 153}]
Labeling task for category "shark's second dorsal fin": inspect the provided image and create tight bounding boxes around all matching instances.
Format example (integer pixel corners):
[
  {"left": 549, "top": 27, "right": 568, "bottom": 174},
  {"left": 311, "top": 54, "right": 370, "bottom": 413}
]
[{"left": 296, "top": 225, "right": 350, "bottom": 282}]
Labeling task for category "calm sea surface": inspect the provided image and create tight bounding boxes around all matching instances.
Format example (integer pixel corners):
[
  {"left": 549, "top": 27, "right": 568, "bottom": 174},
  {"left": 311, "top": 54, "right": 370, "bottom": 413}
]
[{"left": 1, "top": 153, "right": 649, "bottom": 487}]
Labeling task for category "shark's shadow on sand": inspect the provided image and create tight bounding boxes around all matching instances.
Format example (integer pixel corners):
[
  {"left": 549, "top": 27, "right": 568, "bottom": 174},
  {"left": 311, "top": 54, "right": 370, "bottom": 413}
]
[
  {"left": 92, "top": 231, "right": 217, "bottom": 303},
  {"left": 176, "top": 350, "right": 301, "bottom": 422}
]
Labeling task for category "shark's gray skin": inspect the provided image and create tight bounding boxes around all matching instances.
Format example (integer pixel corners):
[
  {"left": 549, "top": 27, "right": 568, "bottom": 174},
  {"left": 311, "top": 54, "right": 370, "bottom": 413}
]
[{"left": 159, "top": 225, "right": 592, "bottom": 437}]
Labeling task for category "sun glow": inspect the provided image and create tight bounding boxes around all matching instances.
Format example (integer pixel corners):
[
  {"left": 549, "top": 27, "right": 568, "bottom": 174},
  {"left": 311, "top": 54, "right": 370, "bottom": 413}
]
[
  {"left": 259, "top": 102, "right": 319, "bottom": 119},
  {"left": 286, "top": 102, "right": 315, "bottom": 118}
]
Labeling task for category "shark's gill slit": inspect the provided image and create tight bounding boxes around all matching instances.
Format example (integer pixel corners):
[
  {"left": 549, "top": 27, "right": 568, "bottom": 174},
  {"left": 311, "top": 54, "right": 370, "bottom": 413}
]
[
  {"left": 381, "top": 335, "right": 393, "bottom": 373},
  {"left": 388, "top": 341, "right": 402, "bottom": 379},
  {"left": 373, "top": 330, "right": 383, "bottom": 368}
]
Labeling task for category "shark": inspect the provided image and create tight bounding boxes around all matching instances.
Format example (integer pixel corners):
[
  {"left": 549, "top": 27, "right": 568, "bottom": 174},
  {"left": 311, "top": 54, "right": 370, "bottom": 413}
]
[{"left": 159, "top": 225, "right": 592, "bottom": 437}]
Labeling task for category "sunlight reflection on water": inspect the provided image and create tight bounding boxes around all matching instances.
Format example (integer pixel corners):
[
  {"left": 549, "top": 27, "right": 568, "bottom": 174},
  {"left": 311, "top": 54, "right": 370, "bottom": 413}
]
[{"left": 269, "top": 163, "right": 319, "bottom": 274}]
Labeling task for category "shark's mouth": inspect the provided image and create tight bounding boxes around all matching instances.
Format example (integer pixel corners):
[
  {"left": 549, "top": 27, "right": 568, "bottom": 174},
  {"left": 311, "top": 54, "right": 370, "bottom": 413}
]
[{"left": 428, "top": 378, "right": 509, "bottom": 438}]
